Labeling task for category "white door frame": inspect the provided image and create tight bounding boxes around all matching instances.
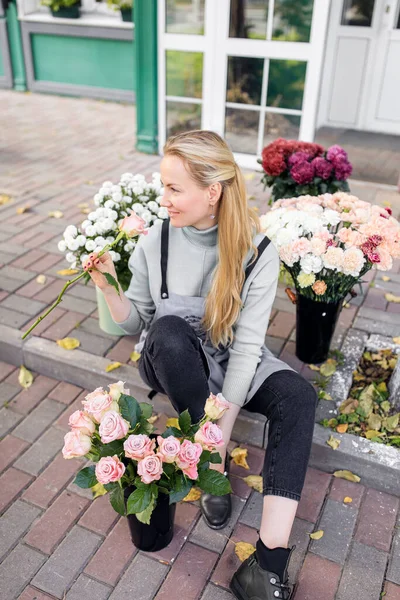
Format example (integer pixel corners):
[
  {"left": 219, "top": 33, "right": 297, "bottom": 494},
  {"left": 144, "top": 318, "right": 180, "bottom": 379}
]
[{"left": 158, "top": 0, "right": 331, "bottom": 170}]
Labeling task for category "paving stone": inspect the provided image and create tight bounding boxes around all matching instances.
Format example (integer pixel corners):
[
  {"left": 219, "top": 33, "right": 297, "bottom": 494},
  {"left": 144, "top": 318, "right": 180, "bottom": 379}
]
[
  {"left": 14, "top": 427, "right": 65, "bottom": 476},
  {"left": 143, "top": 501, "right": 200, "bottom": 564},
  {"left": 190, "top": 495, "right": 246, "bottom": 553},
  {"left": 200, "top": 583, "right": 234, "bottom": 600},
  {"left": 73, "top": 330, "right": 115, "bottom": 356},
  {"left": 268, "top": 311, "right": 296, "bottom": 339},
  {"left": 0, "top": 500, "right": 42, "bottom": 561},
  {"left": 156, "top": 542, "right": 218, "bottom": 600},
  {"left": 105, "top": 335, "right": 138, "bottom": 362},
  {"left": 28, "top": 253, "right": 65, "bottom": 274},
  {"left": 48, "top": 381, "right": 82, "bottom": 405},
  {"left": 359, "top": 306, "right": 400, "bottom": 324},
  {"left": 0, "top": 265, "right": 35, "bottom": 282},
  {"left": 288, "top": 517, "right": 313, "bottom": 582},
  {"left": 41, "top": 311, "right": 86, "bottom": 341},
  {"left": 296, "top": 468, "right": 331, "bottom": 523},
  {"left": 22, "top": 308, "right": 66, "bottom": 337},
  {"left": 387, "top": 527, "right": 400, "bottom": 585},
  {"left": 0, "top": 467, "right": 33, "bottom": 513},
  {"left": 9, "top": 375, "right": 59, "bottom": 415},
  {"left": 55, "top": 392, "right": 87, "bottom": 430},
  {"left": 79, "top": 494, "right": 119, "bottom": 536},
  {"left": 310, "top": 498, "right": 358, "bottom": 565},
  {"left": 0, "top": 544, "right": 46, "bottom": 599},
  {"left": 14, "top": 399, "right": 65, "bottom": 443},
  {"left": 354, "top": 316, "right": 400, "bottom": 337},
  {"left": 0, "top": 360, "right": 17, "bottom": 381},
  {"left": 293, "top": 554, "right": 341, "bottom": 600},
  {"left": 1, "top": 294, "right": 47, "bottom": 317},
  {"left": 11, "top": 248, "right": 45, "bottom": 270},
  {"left": 326, "top": 329, "right": 368, "bottom": 405},
  {"left": 22, "top": 454, "right": 82, "bottom": 508},
  {"left": 354, "top": 488, "right": 399, "bottom": 552},
  {"left": 67, "top": 284, "right": 97, "bottom": 302},
  {"left": 78, "top": 317, "right": 116, "bottom": 340},
  {"left": 0, "top": 242, "right": 27, "bottom": 256},
  {"left": 212, "top": 522, "right": 258, "bottom": 589},
  {"left": 25, "top": 491, "right": 90, "bottom": 554},
  {"left": 239, "top": 490, "right": 263, "bottom": 529},
  {"left": 32, "top": 526, "right": 102, "bottom": 599},
  {"left": 0, "top": 381, "right": 20, "bottom": 404},
  {"left": 0, "top": 406, "right": 23, "bottom": 437},
  {"left": 109, "top": 553, "right": 168, "bottom": 600},
  {"left": 0, "top": 435, "right": 30, "bottom": 473},
  {"left": 18, "top": 585, "right": 58, "bottom": 600},
  {"left": 278, "top": 341, "right": 303, "bottom": 373},
  {"left": 264, "top": 335, "right": 285, "bottom": 357},
  {"left": 0, "top": 306, "right": 31, "bottom": 328},
  {"left": 227, "top": 442, "right": 265, "bottom": 499},
  {"left": 363, "top": 288, "right": 387, "bottom": 310},
  {"left": 85, "top": 518, "right": 137, "bottom": 586},
  {"left": 65, "top": 575, "right": 111, "bottom": 600},
  {"left": 336, "top": 541, "right": 388, "bottom": 600},
  {"left": 384, "top": 582, "right": 400, "bottom": 600},
  {"left": 328, "top": 478, "right": 365, "bottom": 508},
  {"left": 32, "top": 279, "right": 66, "bottom": 304},
  {"left": 67, "top": 481, "right": 94, "bottom": 501},
  {"left": 56, "top": 295, "right": 97, "bottom": 316},
  {"left": 16, "top": 276, "right": 57, "bottom": 299}
]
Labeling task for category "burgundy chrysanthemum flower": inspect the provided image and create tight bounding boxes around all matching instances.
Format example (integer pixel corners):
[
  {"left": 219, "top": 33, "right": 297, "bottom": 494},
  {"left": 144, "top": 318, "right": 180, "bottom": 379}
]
[
  {"left": 312, "top": 157, "right": 334, "bottom": 180},
  {"left": 334, "top": 158, "right": 352, "bottom": 181},
  {"left": 290, "top": 160, "right": 315, "bottom": 185},
  {"left": 327, "top": 145, "right": 348, "bottom": 163},
  {"left": 288, "top": 152, "right": 310, "bottom": 168}
]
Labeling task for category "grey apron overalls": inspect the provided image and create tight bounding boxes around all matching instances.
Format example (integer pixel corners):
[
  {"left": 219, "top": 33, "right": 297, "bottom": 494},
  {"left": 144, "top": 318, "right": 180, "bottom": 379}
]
[{"left": 137, "top": 219, "right": 291, "bottom": 405}]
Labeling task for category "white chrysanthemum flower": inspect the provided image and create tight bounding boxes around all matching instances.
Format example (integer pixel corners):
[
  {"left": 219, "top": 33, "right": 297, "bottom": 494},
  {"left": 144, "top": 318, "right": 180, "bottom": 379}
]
[
  {"left": 132, "top": 203, "right": 144, "bottom": 215},
  {"left": 94, "top": 236, "right": 106, "bottom": 247},
  {"left": 66, "top": 252, "right": 75, "bottom": 263},
  {"left": 88, "top": 211, "right": 97, "bottom": 221},
  {"left": 81, "top": 254, "right": 89, "bottom": 264},
  {"left": 67, "top": 239, "right": 80, "bottom": 252},
  {"left": 99, "top": 187, "right": 111, "bottom": 197},
  {"left": 85, "top": 225, "right": 96, "bottom": 237},
  {"left": 141, "top": 210, "right": 152, "bottom": 223},
  {"left": 106, "top": 236, "right": 115, "bottom": 243},
  {"left": 158, "top": 207, "right": 169, "bottom": 219},
  {"left": 104, "top": 200, "right": 115, "bottom": 209},
  {"left": 300, "top": 254, "right": 323, "bottom": 274},
  {"left": 156, "top": 195, "right": 163, "bottom": 204},
  {"left": 81, "top": 220, "right": 91, "bottom": 230},
  {"left": 70, "top": 261, "right": 77, "bottom": 269},
  {"left": 110, "top": 210, "right": 119, "bottom": 221},
  {"left": 275, "top": 228, "right": 299, "bottom": 248},
  {"left": 147, "top": 201, "right": 159, "bottom": 213},
  {"left": 94, "top": 246, "right": 103, "bottom": 254},
  {"left": 76, "top": 235, "right": 86, "bottom": 247},
  {"left": 322, "top": 209, "right": 341, "bottom": 227},
  {"left": 123, "top": 195, "right": 132, "bottom": 204},
  {"left": 64, "top": 225, "right": 78, "bottom": 238},
  {"left": 112, "top": 192, "right": 123, "bottom": 203},
  {"left": 153, "top": 218, "right": 164, "bottom": 226},
  {"left": 113, "top": 252, "right": 121, "bottom": 262},
  {"left": 85, "top": 240, "right": 96, "bottom": 252},
  {"left": 94, "top": 194, "right": 102, "bottom": 206},
  {"left": 109, "top": 250, "right": 117, "bottom": 261},
  {"left": 58, "top": 240, "right": 67, "bottom": 253},
  {"left": 111, "top": 185, "right": 121, "bottom": 194},
  {"left": 102, "top": 181, "right": 113, "bottom": 188}
]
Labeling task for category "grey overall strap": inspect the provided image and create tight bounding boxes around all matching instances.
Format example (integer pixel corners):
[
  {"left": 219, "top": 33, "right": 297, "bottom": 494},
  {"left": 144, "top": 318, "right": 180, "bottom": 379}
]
[
  {"left": 160, "top": 218, "right": 170, "bottom": 299},
  {"left": 244, "top": 236, "right": 271, "bottom": 284}
]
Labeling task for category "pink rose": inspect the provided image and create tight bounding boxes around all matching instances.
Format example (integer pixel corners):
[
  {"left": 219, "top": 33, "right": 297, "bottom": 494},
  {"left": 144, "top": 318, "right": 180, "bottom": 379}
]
[
  {"left": 82, "top": 387, "right": 118, "bottom": 423},
  {"left": 119, "top": 213, "right": 148, "bottom": 237},
  {"left": 157, "top": 435, "right": 181, "bottom": 463},
  {"left": 204, "top": 393, "right": 230, "bottom": 421},
  {"left": 99, "top": 410, "right": 130, "bottom": 443},
  {"left": 137, "top": 453, "right": 164, "bottom": 484},
  {"left": 62, "top": 430, "right": 92, "bottom": 459},
  {"left": 95, "top": 455, "right": 125, "bottom": 484},
  {"left": 176, "top": 439, "right": 203, "bottom": 480},
  {"left": 68, "top": 410, "right": 95, "bottom": 436},
  {"left": 124, "top": 434, "right": 155, "bottom": 461},
  {"left": 194, "top": 422, "right": 225, "bottom": 451},
  {"left": 108, "top": 380, "right": 130, "bottom": 402}
]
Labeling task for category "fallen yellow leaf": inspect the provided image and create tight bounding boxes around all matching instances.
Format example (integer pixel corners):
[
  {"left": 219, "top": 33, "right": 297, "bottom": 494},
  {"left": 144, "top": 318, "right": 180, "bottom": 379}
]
[
  {"left": 182, "top": 487, "right": 202, "bottom": 502},
  {"left": 91, "top": 483, "right": 108, "bottom": 499},
  {"left": 235, "top": 542, "right": 256, "bottom": 562},
  {"left": 57, "top": 269, "right": 79, "bottom": 276},
  {"left": 81, "top": 208, "right": 90, "bottom": 214},
  {"left": 365, "top": 429, "right": 384, "bottom": 439},
  {"left": 130, "top": 351, "right": 141, "bottom": 362},
  {"left": 320, "top": 359, "right": 337, "bottom": 377},
  {"left": 308, "top": 364, "right": 320, "bottom": 371},
  {"left": 48, "top": 210, "right": 64, "bottom": 219},
  {"left": 243, "top": 475, "right": 263, "bottom": 493},
  {"left": 393, "top": 337, "right": 400, "bottom": 345},
  {"left": 16, "top": 205, "right": 30, "bottom": 214},
  {"left": 336, "top": 423, "right": 348, "bottom": 434},
  {"left": 381, "top": 275, "right": 391, "bottom": 282},
  {"left": 343, "top": 497, "right": 353, "bottom": 504},
  {"left": 166, "top": 417, "right": 180, "bottom": 429},
  {"left": 78, "top": 202, "right": 89, "bottom": 208},
  {"left": 385, "top": 293, "right": 400, "bottom": 303},
  {"left": 333, "top": 470, "right": 361, "bottom": 483},
  {"left": 148, "top": 414, "right": 159, "bottom": 424},
  {"left": 231, "top": 447, "right": 250, "bottom": 470},
  {"left": 36, "top": 274, "right": 47, "bottom": 285},
  {"left": 56, "top": 337, "right": 80, "bottom": 350},
  {"left": 18, "top": 365, "right": 33, "bottom": 389},
  {"left": 105, "top": 362, "right": 122, "bottom": 373},
  {"left": 309, "top": 530, "right": 324, "bottom": 540},
  {"left": 243, "top": 173, "right": 255, "bottom": 181},
  {"left": 0, "top": 194, "right": 12, "bottom": 205},
  {"left": 326, "top": 435, "right": 341, "bottom": 450},
  {"left": 343, "top": 301, "right": 351, "bottom": 308}
]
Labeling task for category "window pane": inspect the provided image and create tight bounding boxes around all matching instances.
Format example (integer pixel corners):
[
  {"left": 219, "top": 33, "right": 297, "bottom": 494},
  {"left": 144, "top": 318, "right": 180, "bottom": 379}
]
[
  {"left": 225, "top": 108, "right": 260, "bottom": 153},
  {"left": 341, "top": 0, "right": 375, "bottom": 27},
  {"left": 166, "top": 101, "right": 202, "bottom": 138},
  {"left": 166, "top": 51, "right": 203, "bottom": 98},
  {"left": 166, "top": 0, "right": 205, "bottom": 35},
  {"left": 267, "top": 60, "right": 306, "bottom": 110},
  {"left": 264, "top": 113, "right": 301, "bottom": 145},
  {"left": 226, "top": 56, "right": 264, "bottom": 105},
  {"left": 397, "top": 7, "right": 400, "bottom": 29},
  {"left": 272, "top": 0, "right": 314, "bottom": 42},
  {"left": 229, "top": 0, "right": 269, "bottom": 40}
]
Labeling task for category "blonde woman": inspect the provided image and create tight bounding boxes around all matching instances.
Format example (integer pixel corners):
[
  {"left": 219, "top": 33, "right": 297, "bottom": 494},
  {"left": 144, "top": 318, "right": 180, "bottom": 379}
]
[{"left": 83, "top": 131, "right": 317, "bottom": 600}]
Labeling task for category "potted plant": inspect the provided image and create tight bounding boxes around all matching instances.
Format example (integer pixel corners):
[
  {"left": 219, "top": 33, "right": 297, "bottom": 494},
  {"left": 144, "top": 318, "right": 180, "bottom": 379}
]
[
  {"left": 57, "top": 172, "right": 168, "bottom": 335},
  {"left": 62, "top": 382, "right": 232, "bottom": 551},
  {"left": 259, "top": 139, "right": 352, "bottom": 204},
  {"left": 41, "top": 0, "right": 81, "bottom": 19},
  {"left": 106, "top": 0, "right": 133, "bottom": 22},
  {"left": 261, "top": 193, "right": 400, "bottom": 363}
]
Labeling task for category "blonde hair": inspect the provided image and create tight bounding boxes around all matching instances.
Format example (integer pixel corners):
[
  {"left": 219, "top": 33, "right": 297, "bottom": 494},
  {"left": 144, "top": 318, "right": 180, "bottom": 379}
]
[{"left": 163, "top": 130, "right": 260, "bottom": 347}]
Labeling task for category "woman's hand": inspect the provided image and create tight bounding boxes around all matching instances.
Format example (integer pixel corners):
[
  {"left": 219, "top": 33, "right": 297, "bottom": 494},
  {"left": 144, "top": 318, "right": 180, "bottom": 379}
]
[
  {"left": 82, "top": 251, "right": 121, "bottom": 294},
  {"left": 209, "top": 401, "right": 241, "bottom": 475}
]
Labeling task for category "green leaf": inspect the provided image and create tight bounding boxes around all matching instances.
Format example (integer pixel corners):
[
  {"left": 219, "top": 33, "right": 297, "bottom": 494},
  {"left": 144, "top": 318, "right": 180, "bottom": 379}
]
[
  {"left": 103, "top": 272, "right": 120, "bottom": 297},
  {"left": 162, "top": 463, "right": 176, "bottom": 477},
  {"left": 139, "top": 402, "right": 153, "bottom": 419},
  {"left": 136, "top": 418, "right": 154, "bottom": 435},
  {"left": 199, "top": 450, "right": 211, "bottom": 464},
  {"left": 127, "top": 485, "right": 152, "bottom": 514},
  {"left": 119, "top": 394, "right": 141, "bottom": 429},
  {"left": 109, "top": 485, "right": 126, "bottom": 516},
  {"left": 136, "top": 495, "right": 156, "bottom": 524},
  {"left": 169, "top": 472, "right": 193, "bottom": 504},
  {"left": 209, "top": 453, "right": 222, "bottom": 464},
  {"left": 383, "top": 413, "right": 399, "bottom": 432},
  {"left": 198, "top": 469, "right": 232, "bottom": 496},
  {"left": 161, "top": 426, "right": 182, "bottom": 438},
  {"left": 98, "top": 440, "right": 124, "bottom": 458},
  {"left": 74, "top": 466, "right": 97, "bottom": 489},
  {"left": 178, "top": 409, "right": 192, "bottom": 434}
]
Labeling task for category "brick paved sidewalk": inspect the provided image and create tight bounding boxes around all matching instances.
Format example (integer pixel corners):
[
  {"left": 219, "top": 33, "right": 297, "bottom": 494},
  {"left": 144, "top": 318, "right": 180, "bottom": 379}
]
[{"left": 0, "top": 362, "right": 399, "bottom": 600}]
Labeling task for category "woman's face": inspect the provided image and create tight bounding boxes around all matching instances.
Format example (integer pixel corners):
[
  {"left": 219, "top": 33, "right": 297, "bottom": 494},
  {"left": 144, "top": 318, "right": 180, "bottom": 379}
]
[{"left": 159, "top": 155, "right": 220, "bottom": 230}]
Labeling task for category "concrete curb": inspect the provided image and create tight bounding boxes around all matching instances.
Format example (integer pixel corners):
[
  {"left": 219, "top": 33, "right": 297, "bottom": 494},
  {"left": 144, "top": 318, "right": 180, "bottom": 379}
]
[{"left": 1, "top": 324, "right": 399, "bottom": 496}]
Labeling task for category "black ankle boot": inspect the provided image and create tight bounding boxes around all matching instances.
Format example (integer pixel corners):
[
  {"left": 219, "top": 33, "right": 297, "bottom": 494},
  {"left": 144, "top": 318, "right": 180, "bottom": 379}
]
[
  {"left": 230, "top": 546, "right": 295, "bottom": 600},
  {"left": 199, "top": 456, "right": 232, "bottom": 529}
]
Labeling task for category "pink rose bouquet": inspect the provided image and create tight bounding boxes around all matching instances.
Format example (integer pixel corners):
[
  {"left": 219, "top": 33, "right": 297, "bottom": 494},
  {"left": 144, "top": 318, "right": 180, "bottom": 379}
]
[
  {"left": 259, "top": 138, "right": 352, "bottom": 204},
  {"left": 63, "top": 381, "right": 231, "bottom": 525}
]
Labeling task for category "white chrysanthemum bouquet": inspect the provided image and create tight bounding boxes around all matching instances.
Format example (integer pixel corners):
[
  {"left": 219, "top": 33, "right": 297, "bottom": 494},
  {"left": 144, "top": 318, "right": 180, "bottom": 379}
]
[
  {"left": 58, "top": 172, "right": 168, "bottom": 290},
  {"left": 260, "top": 193, "right": 400, "bottom": 303}
]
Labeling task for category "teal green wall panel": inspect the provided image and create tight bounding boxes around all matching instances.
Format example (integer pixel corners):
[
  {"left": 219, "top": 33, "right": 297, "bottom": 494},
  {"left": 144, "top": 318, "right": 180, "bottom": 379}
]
[
  {"left": 0, "top": 44, "right": 4, "bottom": 76},
  {"left": 31, "top": 34, "right": 135, "bottom": 91}
]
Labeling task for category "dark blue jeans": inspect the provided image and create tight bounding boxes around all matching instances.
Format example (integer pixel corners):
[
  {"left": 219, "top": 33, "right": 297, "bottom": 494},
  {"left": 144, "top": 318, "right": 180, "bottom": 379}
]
[{"left": 139, "top": 315, "right": 317, "bottom": 501}]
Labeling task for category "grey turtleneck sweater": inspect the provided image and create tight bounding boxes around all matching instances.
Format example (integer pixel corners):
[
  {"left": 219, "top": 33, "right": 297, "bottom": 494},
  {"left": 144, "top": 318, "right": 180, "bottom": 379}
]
[{"left": 115, "top": 220, "right": 280, "bottom": 407}]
